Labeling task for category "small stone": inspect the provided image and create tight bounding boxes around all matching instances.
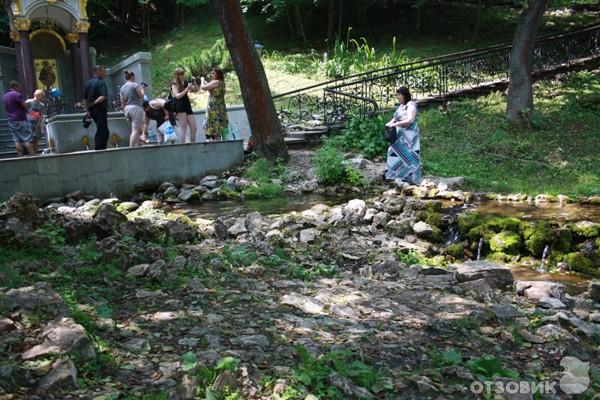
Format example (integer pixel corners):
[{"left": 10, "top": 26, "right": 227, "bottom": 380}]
[
  {"left": 330, "top": 304, "right": 359, "bottom": 320},
  {"left": 281, "top": 294, "right": 325, "bottom": 315},
  {"left": 227, "top": 217, "right": 248, "bottom": 236},
  {"left": 589, "top": 282, "right": 600, "bottom": 302},
  {"left": 128, "top": 263, "right": 150, "bottom": 277},
  {"left": 22, "top": 317, "right": 95, "bottom": 361},
  {"left": 300, "top": 228, "right": 317, "bottom": 243},
  {"left": 122, "top": 338, "right": 151, "bottom": 352},
  {"left": 230, "top": 334, "right": 270, "bottom": 349}
]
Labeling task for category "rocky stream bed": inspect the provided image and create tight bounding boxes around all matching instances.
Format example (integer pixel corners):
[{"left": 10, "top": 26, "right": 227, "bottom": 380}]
[{"left": 1, "top": 151, "right": 599, "bottom": 400}]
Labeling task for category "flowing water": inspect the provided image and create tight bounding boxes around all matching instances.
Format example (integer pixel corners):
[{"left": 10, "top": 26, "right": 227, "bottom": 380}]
[{"left": 164, "top": 195, "right": 599, "bottom": 292}]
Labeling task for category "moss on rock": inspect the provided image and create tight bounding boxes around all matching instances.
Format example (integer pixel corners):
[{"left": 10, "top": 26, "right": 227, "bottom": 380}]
[
  {"left": 490, "top": 231, "right": 521, "bottom": 255},
  {"left": 445, "top": 242, "right": 466, "bottom": 259},
  {"left": 416, "top": 210, "right": 443, "bottom": 228},
  {"left": 563, "top": 252, "right": 598, "bottom": 276},
  {"left": 571, "top": 221, "right": 600, "bottom": 239},
  {"left": 522, "top": 222, "right": 555, "bottom": 257},
  {"left": 458, "top": 212, "right": 486, "bottom": 235},
  {"left": 485, "top": 217, "right": 521, "bottom": 233},
  {"left": 487, "top": 252, "right": 513, "bottom": 263}
]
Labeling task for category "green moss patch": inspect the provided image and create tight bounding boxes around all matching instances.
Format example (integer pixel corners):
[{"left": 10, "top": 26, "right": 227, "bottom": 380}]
[{"left": 490, "top": 231, "right": 521, "bottom": 255}]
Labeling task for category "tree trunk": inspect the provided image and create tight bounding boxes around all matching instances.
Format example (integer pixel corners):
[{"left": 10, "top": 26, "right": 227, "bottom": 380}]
[
  {"left": 506, "top": 0, "right": 548, "bottom": 127},
  {"left": 337, "top": 0, "right": 343, "bottom": 40},
  {"left": 212, "top": 0, "right": 288, "bottom": 161},
  {"left": 294, "top": 4, "right": 308, "bottom": 43},
  {"left": 327, "top": 0, "right": 336, "bottom": 43}
]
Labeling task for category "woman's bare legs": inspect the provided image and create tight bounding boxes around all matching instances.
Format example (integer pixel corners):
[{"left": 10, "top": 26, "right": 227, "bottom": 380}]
[
  {"left": 187, "top": 114, "right": 197, "bottom": 143},
  {"left": 130, "top": 126, "right": 142, "bottom": 147},
  {"left": 177, "top": 112, "right": 188, "bottom": 144}
]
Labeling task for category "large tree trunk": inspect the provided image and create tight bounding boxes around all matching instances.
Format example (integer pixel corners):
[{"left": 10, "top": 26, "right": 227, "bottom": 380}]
[
  {"left": 212, "top": 0, "right": 288, "bottom": 160},
  {"left": 506, "top": 0, "right": 548, "bottom": 127}
]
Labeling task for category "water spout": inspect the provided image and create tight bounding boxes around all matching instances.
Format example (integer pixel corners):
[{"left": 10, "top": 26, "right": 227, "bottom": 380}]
[
  {"left": 477, "top": 237, "right": 484, "bottom": 261},
  {"left": 538, "top": 245, "right": 550, "bottom": 272}
]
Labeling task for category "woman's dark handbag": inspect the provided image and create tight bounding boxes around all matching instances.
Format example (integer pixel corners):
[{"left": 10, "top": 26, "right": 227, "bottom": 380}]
[
  {"left": 164, "top": 94, "right": 177, "bottom": 113},
  {"left": 384, "top": 126, "right": 397, "bottom": 143},
  {"left": 82, "top": 114, "right": 92, "bottom": 129}
]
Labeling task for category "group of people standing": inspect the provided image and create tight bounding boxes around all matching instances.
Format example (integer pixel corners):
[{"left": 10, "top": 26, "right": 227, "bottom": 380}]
[
  {"left": 2, "top": 82, "right": 47, "bottom": 157},
  {"left": 84, "top": 65, "right": 229, "bottom": 150}
]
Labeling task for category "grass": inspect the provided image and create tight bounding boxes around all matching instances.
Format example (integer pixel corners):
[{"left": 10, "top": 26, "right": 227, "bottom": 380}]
[{"left": 420, "top": 70, "right": 600, "bottom": 196}]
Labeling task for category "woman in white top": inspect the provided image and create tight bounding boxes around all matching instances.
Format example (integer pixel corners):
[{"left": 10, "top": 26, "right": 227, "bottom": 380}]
[{"left": 384, "top": 86, "right": 421, "bottom": 184}]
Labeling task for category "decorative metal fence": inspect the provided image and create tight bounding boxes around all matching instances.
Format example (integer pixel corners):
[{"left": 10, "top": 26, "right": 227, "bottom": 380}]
[
  {"left": 46, "top": 95, "right": 121, "bottom": 118},
  {"left": 273, "top": 24, "right": 600, "bottom": 126}
]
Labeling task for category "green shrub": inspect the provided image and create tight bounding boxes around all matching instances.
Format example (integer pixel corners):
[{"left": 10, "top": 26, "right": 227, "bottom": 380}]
[
  {"left": 176, "top": 39, "right": 233, "bottom": 78},
  {"left": 327, "top": 113, "right": 389, "bottom": 160},
  {"left": 344, "top": 166, "right": 365, "bottom": 187},
  {"left": 243, "top": 158, "right": 286, "bottom": 198},
  {"left": 314, "top": 146, "right": 346, "bottom": 185}
]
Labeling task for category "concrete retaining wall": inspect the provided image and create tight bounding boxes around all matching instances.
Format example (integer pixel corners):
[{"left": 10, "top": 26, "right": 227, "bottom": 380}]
[
  {"left": 0, "top": 140, "right": 244, "bottom": 202},
  {"left": 46, "top": 105, "right": 251, "bottom": 153}
]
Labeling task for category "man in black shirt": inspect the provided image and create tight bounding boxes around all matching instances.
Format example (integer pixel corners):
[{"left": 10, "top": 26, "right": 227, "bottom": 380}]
[{"left": 83, "top": 66, "right": 109, "bottom": 150}]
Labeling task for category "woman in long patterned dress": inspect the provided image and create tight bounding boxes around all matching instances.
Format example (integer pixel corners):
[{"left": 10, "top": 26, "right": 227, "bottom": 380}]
[
  {"left": 385, "top": 86, "right": 421, "bottom": 185},
  {"left": 200, "top": 68, "right": 228, "bottom": 141}
]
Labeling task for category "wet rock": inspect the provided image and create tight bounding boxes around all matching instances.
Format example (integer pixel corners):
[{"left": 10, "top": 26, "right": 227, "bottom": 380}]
[
  {"left": 0, "top": 365, "right": 30, "bottom": 393},
  {"left": 93, "top": 204, "right": 127, "bottom": 237},
  {"left": 231, "top": 334, "right": 270, "bottom": 349},
  {"left": 36, "top": 358, "right": 77, "bottom": 395},
  {"left": 158, "top": 182, "right": 175, "bottom": 192},
  {"left": 589, "top": 282, "right": 600, "bottom": 302},
  {"left": 228, "top": 217, "right": 248, "bottom": 236},
  {"left": 343, "top": 199, "right": 367, "bottom": 224},
  {"left": 163, "top": 186, "right": 180, "bottom": 198},
  {"left": 3, "top": 283, "right": 70, "bottom": 318},
  {"left": 281, "top": 294, "right": 325, "bottom": 315},
  {"left": 328, "top": 372, "right": 375, "bottom": 399},
  {"left": 452, "top": 260, "right": 514, "bottom": 290},
  {"left": 515, "top": 281, "right": 567, "bottom": 305},
  {"left": 301, "top": 180, "right": 319, "bottom": 193},
  {"left": 178, "top": 189, "right": 201, "bottom": 203},
  {"left": 0, "top": 317, "right": 16, "bottom": 334},
  {"left": 300, "top": 228, "right": 317, "bottom": 243}
]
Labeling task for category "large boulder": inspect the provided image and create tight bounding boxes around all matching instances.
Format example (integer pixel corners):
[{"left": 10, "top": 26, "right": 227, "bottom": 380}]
[
  {"left": 412, "top": 221, "right": 441, "bottom": 242},
  {"left": 22, "top": 317, "right": 95, "bottom": 361},
  {"left": 3, "top": 283, "right": 70, "bottom": 318},
  {"left": 343, "top": 199, "right": 367, "bottom": 224},
  {"left": 452, "top": 261, "right": 514, "bottom": 290}
]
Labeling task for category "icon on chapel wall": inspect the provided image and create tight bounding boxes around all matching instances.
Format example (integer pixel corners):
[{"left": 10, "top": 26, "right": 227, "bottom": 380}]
[{"left": 34, "top": 59, "right": 61, "bottom": 92}]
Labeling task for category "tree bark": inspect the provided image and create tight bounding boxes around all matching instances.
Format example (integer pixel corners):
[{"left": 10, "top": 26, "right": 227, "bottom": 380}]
[
  {"left": 212, "top": 0, "right": 288, "bottom": 160},
  {"left": 506, "top": 0, "right": 548, "bottom": 127},
  {"left": 472, "top": 0, "right": 482, "bottom": 43}
]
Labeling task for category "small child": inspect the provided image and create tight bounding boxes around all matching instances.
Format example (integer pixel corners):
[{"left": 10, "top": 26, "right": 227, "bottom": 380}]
[{"left": 26, "top": 89, "right": 46, "bottom": 154}]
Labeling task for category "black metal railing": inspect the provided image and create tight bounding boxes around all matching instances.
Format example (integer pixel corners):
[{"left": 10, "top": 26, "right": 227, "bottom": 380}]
[
  {"left": 46, "top": 95, "right": 121, "bottom": 118},
  {"left": 273, "top": 24, "right": 600, "bottom": 126}
]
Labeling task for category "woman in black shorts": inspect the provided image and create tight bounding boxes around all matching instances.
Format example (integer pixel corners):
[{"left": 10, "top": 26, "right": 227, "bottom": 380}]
[{"left": 171, "top": 67, "right": 197, "bottom": 143}]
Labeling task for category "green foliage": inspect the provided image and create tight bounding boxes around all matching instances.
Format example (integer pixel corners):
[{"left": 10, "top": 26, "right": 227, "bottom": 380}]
[
  {"left": 35, "top": 223, "right": 66, "bottom": 247},
  {"left": 562, "top": 252, "right": 598, "bottom": 276},
  {"left": 176, "top": 39, "right": 233, "bottom": 78},
  {"left": 313, "top": 144, "right": 365, "bottom": 187},
  {"left": 489, "top": 231, "right": 521, "bottom": 255},
  {"left": 466, "top": 354, "right": 519, "bottom": 382},
  {"left": 327, "top": 113, "right": 389, "bottom": 160},
  {"left": 292, "top": 346, "right": 380, "bottom": 399},
  {"left": 430, "top": 349, "right": 463, "bottom": 368},
  {"left": 222, "top": 245, "right": 260, "bottom": 268},
  {"left": 396, "top": 250, "right": 428, "bottom": 266},
  {"left": 243, "top": 158, "right": 286, "bottom": 199},
  {"left": 286, "top": 263, "right": 337, "bottom": 280}
]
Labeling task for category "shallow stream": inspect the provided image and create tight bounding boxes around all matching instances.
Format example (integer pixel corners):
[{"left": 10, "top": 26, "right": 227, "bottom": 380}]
[{"left": 166, "top": 195, "right": 598, "bottom": 294}]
